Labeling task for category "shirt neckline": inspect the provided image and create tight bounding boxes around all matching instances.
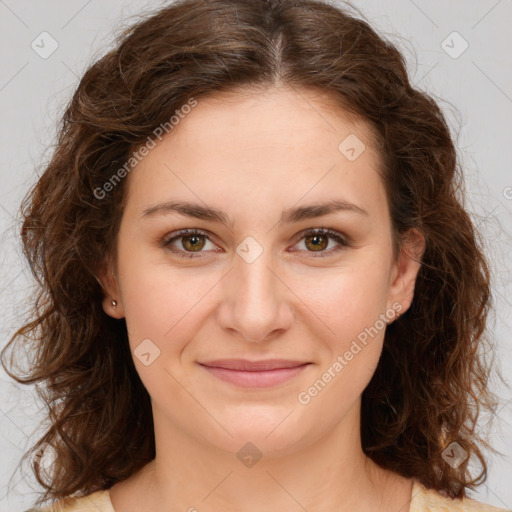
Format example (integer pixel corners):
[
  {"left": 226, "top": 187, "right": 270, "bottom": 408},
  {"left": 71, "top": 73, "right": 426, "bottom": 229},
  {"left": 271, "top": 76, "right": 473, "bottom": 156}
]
[{"left": 102, "top": 480, "right": 424, "bottom": 512}]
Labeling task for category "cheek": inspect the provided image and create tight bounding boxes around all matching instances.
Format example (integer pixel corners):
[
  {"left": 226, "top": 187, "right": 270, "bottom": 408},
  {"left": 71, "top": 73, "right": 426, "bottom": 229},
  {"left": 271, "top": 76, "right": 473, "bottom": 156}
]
[
  {"left": 294, "top": 268, "right": 390, "bottom": 412},
  {"left": 117, "top": 249, "right": 219, "bottom": 357},
  {"left": 297, "top": 258, "right": 391, "bottom": 345}
]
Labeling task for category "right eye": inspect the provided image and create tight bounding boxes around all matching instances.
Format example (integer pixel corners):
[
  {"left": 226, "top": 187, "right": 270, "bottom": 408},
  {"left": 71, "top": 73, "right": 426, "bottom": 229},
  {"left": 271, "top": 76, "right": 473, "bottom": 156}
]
[{"left": 162, "top": 229, "right": 219, "bottom": 259}]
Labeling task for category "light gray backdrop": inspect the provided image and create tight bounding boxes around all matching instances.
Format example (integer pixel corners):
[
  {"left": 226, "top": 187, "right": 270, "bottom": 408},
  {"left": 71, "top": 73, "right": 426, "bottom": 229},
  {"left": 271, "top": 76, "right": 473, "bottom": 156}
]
[{"left": 1, "top": 0, "right": 511, "bottom": 510}]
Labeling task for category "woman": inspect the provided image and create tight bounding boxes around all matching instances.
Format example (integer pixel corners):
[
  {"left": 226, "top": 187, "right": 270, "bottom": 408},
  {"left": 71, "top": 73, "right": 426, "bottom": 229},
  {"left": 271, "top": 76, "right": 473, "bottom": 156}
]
[{"left": 2, "top": 0, "right": 508, "bottom": 510}]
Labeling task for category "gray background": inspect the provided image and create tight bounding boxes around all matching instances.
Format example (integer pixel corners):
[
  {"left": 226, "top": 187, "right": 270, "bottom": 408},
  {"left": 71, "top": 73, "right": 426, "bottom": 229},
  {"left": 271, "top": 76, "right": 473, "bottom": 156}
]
[{"left": 1, "top": 0, "right": 511, "bottom": 510}]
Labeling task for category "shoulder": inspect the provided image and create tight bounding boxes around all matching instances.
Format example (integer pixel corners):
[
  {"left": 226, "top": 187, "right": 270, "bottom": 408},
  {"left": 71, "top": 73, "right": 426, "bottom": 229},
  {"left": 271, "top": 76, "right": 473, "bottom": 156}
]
[
  {"left": 411, "top": 480, "right": 511, "bottom": 512},
  {"left": 24, "top": 490, "right": 114, "bottom": 512}
]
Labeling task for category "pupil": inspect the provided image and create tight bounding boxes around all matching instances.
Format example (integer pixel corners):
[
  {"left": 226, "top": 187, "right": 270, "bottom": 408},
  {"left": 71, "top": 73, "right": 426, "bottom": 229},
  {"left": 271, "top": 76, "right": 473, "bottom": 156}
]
[
  {"left": 307, "top": 234, "right": 327, "bottom": 251},
  {"left": 185, "top": 235, "right": 203, "bottom": 251}
]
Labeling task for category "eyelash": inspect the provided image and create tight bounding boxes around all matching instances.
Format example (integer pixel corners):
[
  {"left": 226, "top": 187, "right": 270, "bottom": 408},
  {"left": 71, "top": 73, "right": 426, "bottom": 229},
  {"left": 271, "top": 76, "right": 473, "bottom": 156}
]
[{"left": 161, "top": 227, "right": 350, "bottom": 259}]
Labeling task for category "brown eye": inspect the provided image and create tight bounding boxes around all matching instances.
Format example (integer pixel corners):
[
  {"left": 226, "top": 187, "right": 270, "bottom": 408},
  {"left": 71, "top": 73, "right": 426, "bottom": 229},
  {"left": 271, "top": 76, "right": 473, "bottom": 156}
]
[
  {"left": 181, "top": 233, "right": 206, "bottom": 252},
  {"left": 292, "top": 228, "right": 350, "bottom": 258},
  {"left": 163, "top": 229, "right": 216, "bottom": 258},
  {"left": 304, "top": 233, "right": 329, "bottom": 252}
]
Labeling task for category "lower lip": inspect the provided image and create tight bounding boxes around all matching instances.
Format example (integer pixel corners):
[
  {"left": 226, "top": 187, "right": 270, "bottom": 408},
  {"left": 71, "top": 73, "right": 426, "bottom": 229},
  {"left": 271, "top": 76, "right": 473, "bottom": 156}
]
[{"left": 200, "top": 364, "right": 310, "bottom": 388}]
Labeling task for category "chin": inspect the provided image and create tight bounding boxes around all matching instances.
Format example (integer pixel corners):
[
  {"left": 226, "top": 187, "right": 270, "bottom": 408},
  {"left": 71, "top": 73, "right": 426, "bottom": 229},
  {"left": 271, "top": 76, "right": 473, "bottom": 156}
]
[
  {"left": 211, "top": 430, "right": 306, "bottom": 462},
  {"left": 200, "top": 407, "right": 315, "bottom": 458}
]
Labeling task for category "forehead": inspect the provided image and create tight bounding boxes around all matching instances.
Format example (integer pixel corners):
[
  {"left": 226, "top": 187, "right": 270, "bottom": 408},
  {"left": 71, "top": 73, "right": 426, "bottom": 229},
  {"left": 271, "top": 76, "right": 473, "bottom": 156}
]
[
  {"left": 123, "top": 86, "right": 387, "bottom": 223},
  {"left": 161, "top": 86, "right": 378, "bottom": 157}
]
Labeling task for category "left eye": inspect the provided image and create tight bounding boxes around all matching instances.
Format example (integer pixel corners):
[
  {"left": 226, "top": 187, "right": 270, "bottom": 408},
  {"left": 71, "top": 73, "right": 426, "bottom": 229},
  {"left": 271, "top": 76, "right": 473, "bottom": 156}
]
[
  {"left": 293, "top": 228, "right": 349, "bottom": 256},
  {"left": 162, "top": 228, "right": 349, "bottom": 259}
]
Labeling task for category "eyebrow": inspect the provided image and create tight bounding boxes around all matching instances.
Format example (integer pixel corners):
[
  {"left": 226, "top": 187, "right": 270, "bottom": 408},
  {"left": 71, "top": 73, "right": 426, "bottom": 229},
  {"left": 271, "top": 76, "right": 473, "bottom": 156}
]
[{"left": 140, "top": 199, "right": 368, "bottom": 228}]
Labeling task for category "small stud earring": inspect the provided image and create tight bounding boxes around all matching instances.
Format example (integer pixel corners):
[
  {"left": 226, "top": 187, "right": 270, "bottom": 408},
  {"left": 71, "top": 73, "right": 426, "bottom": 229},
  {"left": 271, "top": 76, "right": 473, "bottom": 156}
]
[{"left": 111, "top": 299, "right": 118, "bottom": 308}]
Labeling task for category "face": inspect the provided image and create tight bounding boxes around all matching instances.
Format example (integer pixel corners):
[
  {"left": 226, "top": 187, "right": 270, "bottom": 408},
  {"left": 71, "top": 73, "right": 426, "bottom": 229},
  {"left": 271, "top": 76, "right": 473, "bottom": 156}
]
[{"left": 101, "top": 86, "right": 423, "bottom": 456}]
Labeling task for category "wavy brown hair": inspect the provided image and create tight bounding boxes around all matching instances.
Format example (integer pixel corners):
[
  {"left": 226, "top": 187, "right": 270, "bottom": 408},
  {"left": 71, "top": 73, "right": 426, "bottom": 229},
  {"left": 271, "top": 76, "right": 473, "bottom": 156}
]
[{"left": 1, "top": 0, "right": 503, "bottom": 507}]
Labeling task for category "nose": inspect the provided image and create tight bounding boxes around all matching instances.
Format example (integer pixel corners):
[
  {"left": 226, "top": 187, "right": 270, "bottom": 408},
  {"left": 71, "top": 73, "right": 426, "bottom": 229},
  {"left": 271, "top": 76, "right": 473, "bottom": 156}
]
[{"left": 216, "top": 246, "right": 294, "bottom": 343}]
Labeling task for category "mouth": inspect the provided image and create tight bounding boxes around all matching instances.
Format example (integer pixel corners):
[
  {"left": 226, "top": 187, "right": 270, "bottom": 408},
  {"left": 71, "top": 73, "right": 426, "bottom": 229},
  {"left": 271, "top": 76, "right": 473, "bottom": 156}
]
[{"left": 198, "top": 359, "right": 312, "bottom": 388}]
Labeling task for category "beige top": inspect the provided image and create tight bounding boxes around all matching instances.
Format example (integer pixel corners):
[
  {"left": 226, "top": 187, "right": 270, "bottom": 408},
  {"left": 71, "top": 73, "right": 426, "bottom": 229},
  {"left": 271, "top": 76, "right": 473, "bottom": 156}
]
[{"left": 28, "top": 479, "right": 511, "bottom": 511}]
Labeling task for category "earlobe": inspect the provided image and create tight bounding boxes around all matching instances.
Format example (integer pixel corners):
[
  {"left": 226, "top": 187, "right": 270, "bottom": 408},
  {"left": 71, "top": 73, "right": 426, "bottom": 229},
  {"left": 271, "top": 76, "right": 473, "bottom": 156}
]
[
  {"left": 101, "top": 294, "right": 125, "bottom": 319},
  {"left": 387, "top": 228, "right": 426, "bottom": 317},
  {"left": 96, "top": 258, "right": 125, "bottom": 319}
]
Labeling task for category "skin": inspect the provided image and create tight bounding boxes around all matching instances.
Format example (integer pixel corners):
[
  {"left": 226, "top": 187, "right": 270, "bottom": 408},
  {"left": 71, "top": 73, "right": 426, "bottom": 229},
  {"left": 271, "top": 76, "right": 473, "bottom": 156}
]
[{"left": 100, "top": 84, "right": 425, "bottom": 512}]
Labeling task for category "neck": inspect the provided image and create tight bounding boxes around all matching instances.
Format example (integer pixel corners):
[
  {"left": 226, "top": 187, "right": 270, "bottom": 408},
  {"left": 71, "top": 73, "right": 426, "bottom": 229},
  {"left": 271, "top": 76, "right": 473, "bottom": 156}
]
[{"left": 112, "top": 398, "right": 412, "bottom": 512}]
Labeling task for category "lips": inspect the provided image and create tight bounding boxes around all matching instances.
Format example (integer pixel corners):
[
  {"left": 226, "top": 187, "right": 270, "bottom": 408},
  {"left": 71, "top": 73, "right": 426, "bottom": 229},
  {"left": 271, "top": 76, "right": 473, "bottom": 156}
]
[
  {"left": 199, "top": 359, "right": 308, "bottom": 371},
  {"left": 198, "top": 359, "right": 311, "bottom": 388}
]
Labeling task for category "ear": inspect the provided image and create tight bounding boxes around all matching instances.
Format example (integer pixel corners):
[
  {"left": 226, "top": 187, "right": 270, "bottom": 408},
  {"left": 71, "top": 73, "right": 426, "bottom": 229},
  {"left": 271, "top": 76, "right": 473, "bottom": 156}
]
[
  {"left": 386, "top": 228, "right": 425, "bottom": 319},
  {"left": 95, "top": 256, "right": 125, "bottom": 319}
]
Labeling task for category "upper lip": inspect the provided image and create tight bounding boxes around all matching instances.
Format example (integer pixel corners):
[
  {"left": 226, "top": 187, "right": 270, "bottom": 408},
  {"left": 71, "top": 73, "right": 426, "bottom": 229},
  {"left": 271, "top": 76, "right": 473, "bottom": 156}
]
[{"left": 199, "top": 359, "right": 310, "bottom": 371}]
